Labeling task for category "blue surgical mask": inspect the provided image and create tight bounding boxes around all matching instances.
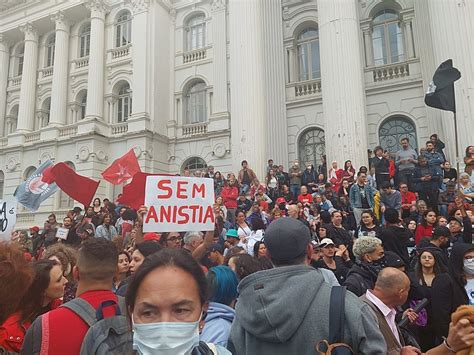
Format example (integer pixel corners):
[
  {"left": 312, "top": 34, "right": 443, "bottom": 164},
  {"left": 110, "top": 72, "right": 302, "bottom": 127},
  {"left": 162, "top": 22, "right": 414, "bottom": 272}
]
[{"left": 132, "top": 315, "right": 201, "bottom": 355}]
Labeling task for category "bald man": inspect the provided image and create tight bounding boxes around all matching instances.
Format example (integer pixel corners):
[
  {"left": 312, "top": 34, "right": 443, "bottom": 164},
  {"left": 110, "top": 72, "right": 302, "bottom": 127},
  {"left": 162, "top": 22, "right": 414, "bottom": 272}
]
[
  {"left": 287, "top": 204, "right": 299, "bottom": 219},
  {"left": 360, "top": 268, "right": 420, "bottom": 355}
]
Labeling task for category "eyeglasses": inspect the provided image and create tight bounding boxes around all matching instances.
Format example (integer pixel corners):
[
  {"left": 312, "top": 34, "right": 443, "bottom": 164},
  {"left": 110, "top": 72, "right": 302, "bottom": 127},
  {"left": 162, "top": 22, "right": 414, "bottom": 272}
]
[{"left": 168, "top": 236, "right": 182, "bottom": 242}]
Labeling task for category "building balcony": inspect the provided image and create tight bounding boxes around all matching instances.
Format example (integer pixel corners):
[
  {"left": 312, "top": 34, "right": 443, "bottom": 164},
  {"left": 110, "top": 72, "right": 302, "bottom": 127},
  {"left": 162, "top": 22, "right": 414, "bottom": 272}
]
[
  {"left": 183, "top": 48, "right": 207, "bottom": 64},
  {"left": 58, "top": 123, "right": 78, "bottom": 138},
  {"left": 372, "top": 62, "right": 410, "bottom": 82},
  {"left": 74, "top": 56, "right": 89, "bottom": 69},
  {"left": 182, "top": 122, "right": 208, "bottom": 137},
  {"left": 111, "top": 122, "right": 129, "bottom": 135},
  {"left": 8, "top": 75, "right": 22, "bottom": 88},
  {"left": 0, "top": 137, "right": 7, "bottom": 148},
  {"left": 286, "top": 79, "right": 322, "bottom": 102},
  {"left": 108, "top": 44, "right": 132, "bottom": 61},
  {"left": 39, "top": 66, "right": 54, "bottom": 79},
  {"left": 364, "top": 59, "right": 422, "bottom": 90},
  {"left": 24, "top": 131, "right": 40, "bottom": 143}
]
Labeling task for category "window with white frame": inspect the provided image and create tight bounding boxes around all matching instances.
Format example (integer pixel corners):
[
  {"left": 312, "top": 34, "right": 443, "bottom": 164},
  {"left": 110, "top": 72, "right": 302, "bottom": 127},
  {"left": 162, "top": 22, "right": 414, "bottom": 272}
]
[
  {"left": 185, "top": 14, "right": 206, "bottom": 52},
  {"left": 16, "top": 44, "right": 24, "bottom": 76},
  {"left": 185, "top": 81, "right": 207, "bottom": 124},
  {"left": 80, "top": 93, "right": 87, "bottom": 120},
  {"left": 45, "top": 34, "right": 55, "bottom": 67},
  {"left": 117, "top": 84, "right": 132, "bottom": 122},
  {"left": 297, "top": 27, "right": 320, "bottom": 82},
  {"left": 182, "top": 157, "right": 207, "bottom": 175},
  {"left": 115, "top": 10, "right": 132, "bottom": 48},
  {"left": 79, "top": 23, "right": 91, "bottom": 57},
  {"left": 372, "top": 9, "right": 405, "bottom": 66}
]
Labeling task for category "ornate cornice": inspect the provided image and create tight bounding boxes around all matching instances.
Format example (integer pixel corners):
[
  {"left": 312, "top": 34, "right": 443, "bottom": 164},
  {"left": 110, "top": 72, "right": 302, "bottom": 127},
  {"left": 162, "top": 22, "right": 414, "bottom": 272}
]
[
  {"left": 19, "top": 22, "right": 38, "bottom": 41},
  {"left": 211, "top": 0, "right": 225, "bottom": 12}
]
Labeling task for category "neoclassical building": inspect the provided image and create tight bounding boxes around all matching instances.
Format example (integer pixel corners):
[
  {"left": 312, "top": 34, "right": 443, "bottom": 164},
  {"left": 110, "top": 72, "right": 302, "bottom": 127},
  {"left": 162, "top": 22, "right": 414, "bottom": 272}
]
[{"left": 0, "top": 0, "right": 473, "bottom": 227}]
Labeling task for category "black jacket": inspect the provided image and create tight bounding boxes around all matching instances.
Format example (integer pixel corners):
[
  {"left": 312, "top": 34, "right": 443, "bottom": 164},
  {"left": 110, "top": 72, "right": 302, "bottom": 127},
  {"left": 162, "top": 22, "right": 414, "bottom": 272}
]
[
  {"left": 379, "top": 225, "right": 411, "bottom": 268},
  {"left": 312, "top": 256, "right": 353, "bottom": 284},
  {"left": 344, "top": 263, "right": 378, "bottom": 297}
]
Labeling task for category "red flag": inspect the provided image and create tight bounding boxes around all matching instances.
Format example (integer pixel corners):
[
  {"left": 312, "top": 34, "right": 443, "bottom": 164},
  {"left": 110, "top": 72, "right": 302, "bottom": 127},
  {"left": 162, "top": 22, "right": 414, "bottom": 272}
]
[
  {"left": 117, "top": 172, "right": 172, "bottom": 210},
  {"left": 44, "top": 163, "right": 100, "bottom": 206},
  {"left": 101, "top": 149, "right": 141, "bottom": 185}
]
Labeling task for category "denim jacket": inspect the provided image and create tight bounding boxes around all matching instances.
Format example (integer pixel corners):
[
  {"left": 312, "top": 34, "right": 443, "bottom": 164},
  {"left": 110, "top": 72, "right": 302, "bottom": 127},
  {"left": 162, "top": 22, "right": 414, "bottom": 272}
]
[{"left": 349, "top": 184, "right": 376, "bottom": 209}]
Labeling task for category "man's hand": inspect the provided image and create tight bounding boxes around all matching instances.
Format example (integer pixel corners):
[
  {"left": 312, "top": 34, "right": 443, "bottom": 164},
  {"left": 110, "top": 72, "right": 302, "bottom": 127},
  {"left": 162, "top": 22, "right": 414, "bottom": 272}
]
[
  {"left": 136, "top": 205, "right": 148, "bottom": 224},
  {"left": 402, "top": 308, "right": 418, "bottom": 324},
  {"left": 445, "top": 318, "right": 474, "bottom": 352},
  {"left": 400, "top": 346, "right": 421, "bottom": 354}
]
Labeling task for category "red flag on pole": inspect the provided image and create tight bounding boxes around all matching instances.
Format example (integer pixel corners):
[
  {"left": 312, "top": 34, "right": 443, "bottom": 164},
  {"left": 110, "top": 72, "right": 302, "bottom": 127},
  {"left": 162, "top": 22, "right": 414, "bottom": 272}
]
[
  {"left": 117, "top": 172, "right": 173, "bottom": 210},
  {"left": 101, "top": 149, "right": 141, "bottom": 185},
  {"left": 42, "top": 162, "right": 100, "bottom": 207}
]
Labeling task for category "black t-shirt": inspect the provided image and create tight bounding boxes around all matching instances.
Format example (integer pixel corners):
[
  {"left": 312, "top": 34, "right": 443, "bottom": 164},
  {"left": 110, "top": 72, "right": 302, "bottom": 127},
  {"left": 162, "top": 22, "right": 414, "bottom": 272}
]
[
  {"left": 242, "top": 170, "right": 251, "bottom": 184},
  {"left": 358, "top": 184, "right": 370, "bottom": 208}
]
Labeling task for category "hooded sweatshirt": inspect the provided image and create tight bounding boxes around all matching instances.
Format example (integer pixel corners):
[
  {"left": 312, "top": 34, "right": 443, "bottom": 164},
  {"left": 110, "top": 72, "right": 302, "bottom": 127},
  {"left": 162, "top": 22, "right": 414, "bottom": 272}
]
[
  {"left": 201, "top": 302, "right": 235, "bottom": 347},
  {"left": 228, "top": 265, "right": 386, "bottom": 354}
]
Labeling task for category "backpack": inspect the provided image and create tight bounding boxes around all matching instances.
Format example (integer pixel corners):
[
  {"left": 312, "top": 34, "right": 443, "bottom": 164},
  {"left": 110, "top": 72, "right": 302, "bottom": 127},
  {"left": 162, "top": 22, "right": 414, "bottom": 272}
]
[
  {"left": 315, "top": 286, "right": 353, "bottom": 354},
  {"left": 61, "top": 297, "right": 133, "bottom": 355}
]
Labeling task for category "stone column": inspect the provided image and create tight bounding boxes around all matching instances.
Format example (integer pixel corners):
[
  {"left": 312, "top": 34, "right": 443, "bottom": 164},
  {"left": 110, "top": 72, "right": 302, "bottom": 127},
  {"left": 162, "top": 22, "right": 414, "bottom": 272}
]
[
  {"left": 17, "top": 23, "right": 38, "bottom": 132},
  {"left": 85, "top": 0, "right": 107, "bottom": 120},
  {"left": 361, "top": 21, "right": 374, "bottom": 67},
  {"left": 261, "top": 0, "right": 288, "bottom": 168},
  {"left": 210, "top": 0, "right": 228, "bottom": 114},
  {"left": 288, "top": 47, "right": 295, "bottom": 82},
  {"left": 425, "top": 0, "right": 474, "bottom": 167},
  {"left": 404, "top": 18, "right": 415, "bottom": 59},
  {"left": 229, "top": 0, "right": 266, "bottom": 179},
  {"left": 0, "top": 35, "right": 10, "bottom": 137},
  {"left": 318, "top": 0, "right": 368, "bottom": 169},
  {"left": 130, "top": 0, "right": 149, "bottom": 120},
  {"left": 49, "top": 12, "right": 70, "bottom": 126}
]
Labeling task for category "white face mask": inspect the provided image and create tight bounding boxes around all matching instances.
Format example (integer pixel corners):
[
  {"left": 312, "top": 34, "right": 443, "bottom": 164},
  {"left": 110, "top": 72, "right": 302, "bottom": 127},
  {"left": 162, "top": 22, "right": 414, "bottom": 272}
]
[
  {"left": 132, "top": 314, "right": 201, "bottom": 355},
  {"left": 464, "top": 259, "right": 474, "bottom": 275}
]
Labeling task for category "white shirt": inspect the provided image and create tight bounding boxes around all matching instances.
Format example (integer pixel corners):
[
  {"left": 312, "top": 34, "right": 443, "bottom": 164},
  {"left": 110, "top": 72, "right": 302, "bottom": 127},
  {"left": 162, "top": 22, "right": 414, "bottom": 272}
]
[
  {"left": 365, "top": 290, "right": 401, "bottom": 345},
  {"left": 465, "top": 278, "right": 474, "bottom": 305}
]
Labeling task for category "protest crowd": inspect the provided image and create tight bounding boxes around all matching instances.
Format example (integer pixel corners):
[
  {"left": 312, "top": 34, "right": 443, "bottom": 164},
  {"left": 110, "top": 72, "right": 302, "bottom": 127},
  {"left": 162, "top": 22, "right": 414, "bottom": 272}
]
[{"left": 1, "top": 135, "right": 474, "bottom": 355}]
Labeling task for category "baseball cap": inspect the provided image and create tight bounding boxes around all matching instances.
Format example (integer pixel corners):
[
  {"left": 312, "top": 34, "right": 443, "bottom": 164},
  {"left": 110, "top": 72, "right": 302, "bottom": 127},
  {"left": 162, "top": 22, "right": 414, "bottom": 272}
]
[
  {"left": 264, "top": 217, "right": 311, "bottom": 261},
  {"left": 384, "top": 251, "right": 405, "bottom": 268},
  {"left": 448, "top": 216, "right": 463, "bottom": 226},
  {"left": 143, "top": 232, "right": 160, "bottom": 242},
  {"left": 29, "top": 226, "right": 40, "bottom": 233},
  {"left": 209, "top": 243, "right": 224, "bottom": 254},
  {"left": 433, "top": 226, "right": 451, "bottom": 238},
  {"left": 319, "top": 238, "right": 335, "bottom": 248},
  {"left": 226, "top": 229, "right": 239, "bottom": 239},
  {"left": 276, "top": 197, "right": 286, "bottom": 204}
]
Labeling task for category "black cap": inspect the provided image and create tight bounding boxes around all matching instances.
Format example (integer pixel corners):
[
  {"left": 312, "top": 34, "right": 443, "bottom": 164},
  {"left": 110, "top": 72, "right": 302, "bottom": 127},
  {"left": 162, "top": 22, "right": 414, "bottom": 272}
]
[
  {"left": 448, "top": 216, "right": 463, "bottom": 226},
  {"left": 209, "top": 243, "right": 224, "bottom": 254},
  {"left": 433, "top": 226, "right": 451, "bottom": 238},
  {"left": 264, "top": 217, "right": 311, "bottom": 261},
  {"left": 384, "top": 251, "right": 405, "bottom": 268}
]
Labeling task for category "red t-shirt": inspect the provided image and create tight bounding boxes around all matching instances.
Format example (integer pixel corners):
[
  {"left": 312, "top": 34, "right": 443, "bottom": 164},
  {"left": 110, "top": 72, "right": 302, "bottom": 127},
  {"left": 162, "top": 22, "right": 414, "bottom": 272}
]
[
  {"left": 40, "top": 290, "right": 118, "bottom": 355},
  {"left": 298, "top": 194, "right": 313, "bottom": 205},
  {"left": 401, "top": 191, "right": 417, "bottom": 210}
]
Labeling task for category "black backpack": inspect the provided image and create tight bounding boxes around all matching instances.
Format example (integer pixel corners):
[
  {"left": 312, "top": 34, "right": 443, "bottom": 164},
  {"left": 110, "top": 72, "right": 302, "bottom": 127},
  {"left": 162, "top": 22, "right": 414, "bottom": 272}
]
[{"left": 316, "top": 286, "right": 353, "bottom": 354}]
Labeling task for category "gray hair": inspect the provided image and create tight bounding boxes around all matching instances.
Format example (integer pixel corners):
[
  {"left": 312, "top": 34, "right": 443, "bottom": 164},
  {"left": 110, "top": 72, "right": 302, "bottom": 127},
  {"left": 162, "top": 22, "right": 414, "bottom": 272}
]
[
  {"left": 352, "top": 236, "right": 382, "bottom": 259},
  {"left": 183, "top": 231, "right": 203, "bottom": 245}
]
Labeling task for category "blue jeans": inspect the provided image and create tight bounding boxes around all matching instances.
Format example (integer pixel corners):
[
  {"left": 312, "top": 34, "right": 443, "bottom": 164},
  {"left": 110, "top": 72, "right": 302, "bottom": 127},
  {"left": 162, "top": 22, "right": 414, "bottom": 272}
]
[
  {"left": 240, "top": 184, "right": 250, "bottom": 195},
  {"left": 290, "top": 185, "right": 300, "bottom": 200}
]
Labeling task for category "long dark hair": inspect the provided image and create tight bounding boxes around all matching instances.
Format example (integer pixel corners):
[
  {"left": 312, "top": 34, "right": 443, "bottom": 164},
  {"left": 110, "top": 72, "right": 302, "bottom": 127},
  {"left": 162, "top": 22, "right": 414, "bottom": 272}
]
[
  {"left": 414, "top": 249, "right": 447, "bottom": 283},
  {"left": 18, "top": 260, "right": 59, "bottom": 323},
  {"left": 420, "top": 210, "right": 436, "bottom": 228},
  {"left": 126, "top": 249, "right": 208, "bottom": 313},
  {"left": 253, "top": 241, "right": 265, "bottom": 258}
]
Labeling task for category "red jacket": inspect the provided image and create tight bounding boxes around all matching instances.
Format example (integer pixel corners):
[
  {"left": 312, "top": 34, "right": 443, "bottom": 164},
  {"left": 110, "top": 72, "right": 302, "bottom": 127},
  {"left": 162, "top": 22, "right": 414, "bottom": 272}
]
[
  {"left": 221, "top": 186, "right": 239, "bottom": 209},
  {"left": 0, "top": 299, "right": 61, "bottom": 353},
  {"left": 415, "top": 224, "right": 433, "bottom": 246}
]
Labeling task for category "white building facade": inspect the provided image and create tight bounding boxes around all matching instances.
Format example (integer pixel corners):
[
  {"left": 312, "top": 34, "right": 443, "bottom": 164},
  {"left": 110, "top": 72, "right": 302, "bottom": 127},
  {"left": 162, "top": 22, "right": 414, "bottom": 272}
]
[{"left": 0, "top": 0, "right": 473, "bottom": 228}]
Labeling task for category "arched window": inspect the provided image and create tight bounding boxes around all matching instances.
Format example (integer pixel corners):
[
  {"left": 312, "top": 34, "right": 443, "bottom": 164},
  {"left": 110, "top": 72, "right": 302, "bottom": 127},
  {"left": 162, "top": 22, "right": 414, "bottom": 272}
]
[
  {"left": 0, "top": 171, "right": 4, "bottom": 199},
  {"left": 298, "top": 128, "right": 326, "bottom": 168},
  {"left": 185, "top": 14, "right": 206, "bottom": 52},
  {"left": 80, "top": 93, "right": 87, "bottom": 120},
  {"left": 182, "top": 157, "right": 207, "bottom": 175},
  {"left": 372, "top": 9, "right": 405, "bottom": 66},
  {"left": 117, "top": 83, "right": 132, "bottom": 122},
  {"left": 297, "top": 27, "right": 320, "bottom": 82},
  {"left": 45, "top": 34, "right": 55, "bottom": 67},
  {"left": 59, "top": 162, "right": 75, "bottom": 209},
  {"left": 79, "top": 22, "right": 91, "bottom": 57},
  {"left": 24, "top": 166, "right": 37, "bottom": 181},
  {"left": 185, "top": 81, "right": 207, "bottom": 124},
  {"left": 5, "top": 105, "right": 19, "bottom": 135},
  {"left": 379, "top": 116, "right": 417, "bottom": 153},
  {"left": 16, "top": 44, "right": 24, "bottom": 76},
  {"left": 115, "top": 10, "right": 132, "bottom": 48}
]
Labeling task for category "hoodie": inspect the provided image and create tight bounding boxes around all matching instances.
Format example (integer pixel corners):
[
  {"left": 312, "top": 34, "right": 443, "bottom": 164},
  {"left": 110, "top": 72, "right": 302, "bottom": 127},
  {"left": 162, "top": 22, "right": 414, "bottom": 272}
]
[
  {"left": 228, "top": 265, "right": 386, "bottom": 354},
  {"left": 201, "top": 302, "right": 235, "bottom": 347},
  {"left": 344, "top": 263, "right": 378, "bottom": 297}
]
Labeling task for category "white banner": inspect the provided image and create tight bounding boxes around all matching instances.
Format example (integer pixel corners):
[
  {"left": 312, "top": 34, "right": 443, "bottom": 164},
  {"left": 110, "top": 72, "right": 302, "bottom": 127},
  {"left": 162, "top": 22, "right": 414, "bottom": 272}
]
[
  {"left": 56, "top": 227, "right": 69, "bottom": 240},
  {"left": 0, "top": 200, "right": 17, "bottom": 242},
  {"left": 143, "top": 176, "right": 215, "bottom": 233}
]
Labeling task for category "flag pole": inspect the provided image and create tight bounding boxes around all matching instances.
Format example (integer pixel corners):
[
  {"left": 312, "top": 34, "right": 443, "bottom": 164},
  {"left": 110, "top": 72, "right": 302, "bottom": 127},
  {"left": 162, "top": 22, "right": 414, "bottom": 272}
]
[{"left": 453, "top": 111, "right": 460, "bottom": 176}]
